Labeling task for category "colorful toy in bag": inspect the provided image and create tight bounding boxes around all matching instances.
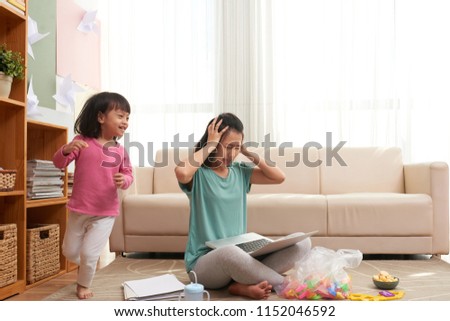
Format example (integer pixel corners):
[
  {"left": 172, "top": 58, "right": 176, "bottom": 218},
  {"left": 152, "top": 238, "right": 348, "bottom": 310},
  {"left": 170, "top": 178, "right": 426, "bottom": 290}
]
[{"left": 278, "top": 246, "right": 362, "bottom": 300}]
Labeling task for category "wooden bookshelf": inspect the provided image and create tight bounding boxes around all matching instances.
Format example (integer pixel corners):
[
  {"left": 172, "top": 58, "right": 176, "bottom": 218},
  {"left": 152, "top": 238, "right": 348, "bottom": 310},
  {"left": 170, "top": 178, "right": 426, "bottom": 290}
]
[
  {"left": 1, "top": 2, "right": 71, "bottom": 299},
  {"left": 0, "top": 0, "right": 27, "bottom": 300},
  {"left": 25, "top": 120, "right": 68, "bottom": 290}
]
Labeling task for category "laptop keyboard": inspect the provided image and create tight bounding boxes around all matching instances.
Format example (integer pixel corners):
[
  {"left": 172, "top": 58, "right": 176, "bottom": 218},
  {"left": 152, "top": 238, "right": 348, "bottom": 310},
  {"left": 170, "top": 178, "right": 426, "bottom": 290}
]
[{"left": 235, "top": 238, "right": 271, "bottom": 253}]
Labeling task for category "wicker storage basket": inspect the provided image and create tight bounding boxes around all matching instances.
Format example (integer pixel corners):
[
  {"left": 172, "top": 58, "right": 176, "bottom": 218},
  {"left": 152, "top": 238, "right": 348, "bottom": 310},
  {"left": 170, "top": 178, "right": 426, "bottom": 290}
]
[
  {"left": 0, "top": 169, "right": 17, "bottom": 192},
  {"left": 26, "top": 224, "right": 60, "bottom": 284},
  {"left": 0, "top": 224, "right": 17, "bottom": 288}
]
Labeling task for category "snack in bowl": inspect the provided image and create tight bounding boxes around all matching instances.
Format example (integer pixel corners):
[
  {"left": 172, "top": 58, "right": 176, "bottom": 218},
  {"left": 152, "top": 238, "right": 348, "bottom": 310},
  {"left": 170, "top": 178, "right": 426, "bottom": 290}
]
[{"left": 372, "top": 271, "right": 399, "bottom": 290}]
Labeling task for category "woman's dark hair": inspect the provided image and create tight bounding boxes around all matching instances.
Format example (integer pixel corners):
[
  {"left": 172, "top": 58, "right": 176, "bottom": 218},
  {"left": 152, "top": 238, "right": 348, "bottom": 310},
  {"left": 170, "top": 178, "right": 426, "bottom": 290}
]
[
  {"left": 195, "top": 113, "right": 244, "bottom": 167},
  {"left": 74, "top": 92, "right": 131, "bottom": 138}
]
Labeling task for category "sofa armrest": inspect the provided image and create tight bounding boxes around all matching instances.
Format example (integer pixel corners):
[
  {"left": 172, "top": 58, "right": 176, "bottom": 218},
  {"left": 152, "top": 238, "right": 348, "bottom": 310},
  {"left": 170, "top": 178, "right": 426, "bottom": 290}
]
[
  {"left": 109, "top": 189, "right": 130, "bottom": 252},
  {"left": 109, "top": 166, "right": 154, "bottom": 252},
  {"left": 404, "top": 162, "right": 449, "bottom": 253}
]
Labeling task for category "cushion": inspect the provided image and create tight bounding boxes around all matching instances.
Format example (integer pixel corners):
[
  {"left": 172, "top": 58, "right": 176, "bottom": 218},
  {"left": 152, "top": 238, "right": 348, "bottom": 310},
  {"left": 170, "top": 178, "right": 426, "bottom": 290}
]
[
  {"left": 327, "top": 193, "right": 433, "bottom": 236},
  {"left": 236, "top": 147, "right": 321, "bottom": 194},
  {"left": 247, "top": 194, "right": 327, "bottom": 235},
  {"left": 123, "top": 194, "right": 189, "bottom": 235},
  {"left": 153, "top": 148, "right": 189, "bottom": 194},
  {"left": 320, "top": 147, "right": 405, "bottom": 194}
]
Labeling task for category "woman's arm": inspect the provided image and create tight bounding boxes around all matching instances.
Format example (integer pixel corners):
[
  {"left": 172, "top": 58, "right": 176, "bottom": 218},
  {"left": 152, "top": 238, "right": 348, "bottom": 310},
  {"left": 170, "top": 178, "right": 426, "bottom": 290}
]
[
  {"left": 241, "top": 146, "right": 286, "bottom": 185},
  {"left": 174, "top": 118, "right": 228, "bottom": 185}
]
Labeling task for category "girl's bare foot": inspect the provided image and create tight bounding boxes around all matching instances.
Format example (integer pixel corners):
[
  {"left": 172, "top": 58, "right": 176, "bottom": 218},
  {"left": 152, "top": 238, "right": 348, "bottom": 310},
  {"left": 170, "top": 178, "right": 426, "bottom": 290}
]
[
  {"left": 77, "top": 284, "right": 93, "bottom": 299},
  {"left": 228, "top": 281, "right": 272, "bottom": 300}
]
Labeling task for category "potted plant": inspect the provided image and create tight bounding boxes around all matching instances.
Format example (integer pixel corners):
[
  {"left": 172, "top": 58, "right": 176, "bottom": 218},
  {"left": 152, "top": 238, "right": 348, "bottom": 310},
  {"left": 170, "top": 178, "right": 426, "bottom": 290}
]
[{"left": 0, "top": 43, "right": 25, "bottom": 98}]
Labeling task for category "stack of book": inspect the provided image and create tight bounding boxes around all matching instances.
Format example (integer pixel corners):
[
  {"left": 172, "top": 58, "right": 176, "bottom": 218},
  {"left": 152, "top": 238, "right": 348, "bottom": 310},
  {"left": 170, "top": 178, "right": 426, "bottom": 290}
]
[
  {"left": 67, "top": 172, "right": 74, "bottom": 197},
  {"left": 27, "top": 160, "right": 64, "bottom": 200}
]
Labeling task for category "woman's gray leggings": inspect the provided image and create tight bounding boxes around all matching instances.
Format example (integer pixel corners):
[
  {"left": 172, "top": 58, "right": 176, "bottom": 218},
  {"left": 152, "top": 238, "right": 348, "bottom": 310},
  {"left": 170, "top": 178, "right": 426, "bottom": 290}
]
[{"left": 191, "top": 237, "right": 312, "bottom": 290}]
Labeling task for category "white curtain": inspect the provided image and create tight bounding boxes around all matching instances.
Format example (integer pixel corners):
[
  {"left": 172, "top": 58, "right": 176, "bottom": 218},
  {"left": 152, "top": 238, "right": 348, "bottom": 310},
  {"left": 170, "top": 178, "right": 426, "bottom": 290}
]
[
  {"left": 215, "top": 0, "right": 276, "bottom": 143},
  {"left": 99, "top": 0, "right": 450, "bottom": 165},
  {"left": 98, "top": 0, "right": 216, "bottom": 166},
  {"left": 271, "top": 0, "right": 450, "bottom": 163}
]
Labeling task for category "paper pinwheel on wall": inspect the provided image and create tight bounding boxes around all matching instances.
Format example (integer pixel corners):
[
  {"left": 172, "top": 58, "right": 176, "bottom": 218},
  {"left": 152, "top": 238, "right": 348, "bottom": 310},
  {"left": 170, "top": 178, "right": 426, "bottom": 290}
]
[
  {"left": 53, "top": 74, "right": 85, "bottom": 113},
  {"left": 27, "top": 76, "right": 42, "bottom": 117},
  {"left": 28, "top": 16, "right": 50, "bottom": 60},
  {"left": 77, "top": 10, "right": 100, "bottom": 34}
]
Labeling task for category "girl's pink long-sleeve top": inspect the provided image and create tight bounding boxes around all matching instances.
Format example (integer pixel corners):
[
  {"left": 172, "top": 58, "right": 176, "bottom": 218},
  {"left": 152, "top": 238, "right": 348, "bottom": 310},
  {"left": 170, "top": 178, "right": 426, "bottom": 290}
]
[{"left": 52, "top": 135, "right": 133, "bottom": 217}]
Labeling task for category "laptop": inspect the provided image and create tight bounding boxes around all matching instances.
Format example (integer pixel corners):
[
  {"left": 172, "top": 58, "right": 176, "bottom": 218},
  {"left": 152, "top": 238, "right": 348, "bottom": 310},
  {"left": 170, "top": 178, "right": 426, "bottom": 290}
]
[{"left": 205, "top": 230, "right": 318, "bottom": 257}]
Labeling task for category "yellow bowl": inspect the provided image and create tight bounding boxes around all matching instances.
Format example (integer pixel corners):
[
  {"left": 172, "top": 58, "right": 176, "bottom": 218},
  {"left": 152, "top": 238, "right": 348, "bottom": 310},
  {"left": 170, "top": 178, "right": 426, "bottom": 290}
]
[{"left": 373, "top": 277, "right": 399, "bottom": 290}]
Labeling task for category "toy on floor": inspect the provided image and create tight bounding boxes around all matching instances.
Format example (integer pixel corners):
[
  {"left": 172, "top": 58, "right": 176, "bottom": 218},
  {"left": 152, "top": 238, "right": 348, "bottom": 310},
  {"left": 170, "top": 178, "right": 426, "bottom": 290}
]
[
  {"left": 349, "top": 290, "right": 404, "bottom": 301},
  {"left": 280, "top": 274, "right": 352, "bottom": 300},
  {"left": 278, "top": 247, "right": 362, "bottom": 300}
]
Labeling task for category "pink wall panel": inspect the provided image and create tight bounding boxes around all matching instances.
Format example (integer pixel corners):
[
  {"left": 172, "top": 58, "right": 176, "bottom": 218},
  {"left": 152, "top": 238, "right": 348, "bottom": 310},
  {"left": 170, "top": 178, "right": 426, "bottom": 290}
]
[{"left": 56, "top": 0, "right": 100, "bottom": 90}]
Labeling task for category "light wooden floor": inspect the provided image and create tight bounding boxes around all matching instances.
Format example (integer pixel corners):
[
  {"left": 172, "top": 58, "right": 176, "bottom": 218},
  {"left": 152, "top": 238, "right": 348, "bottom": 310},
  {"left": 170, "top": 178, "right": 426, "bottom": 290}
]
[
  {"left": 5, "top": 247, "right": 116, "bottom": 301},
  {"left": 5, "top": 250, "right": 450, "bottom": 301}
]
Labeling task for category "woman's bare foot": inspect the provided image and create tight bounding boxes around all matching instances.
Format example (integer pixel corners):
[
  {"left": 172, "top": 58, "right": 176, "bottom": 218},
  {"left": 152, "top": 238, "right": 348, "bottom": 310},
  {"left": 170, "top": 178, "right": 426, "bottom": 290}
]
[
  {"left": 228, "top": 281, "right": 272, "bottom": 300},
  {"left": 77, "top": 284, "right": 93, "bottom": 299}
]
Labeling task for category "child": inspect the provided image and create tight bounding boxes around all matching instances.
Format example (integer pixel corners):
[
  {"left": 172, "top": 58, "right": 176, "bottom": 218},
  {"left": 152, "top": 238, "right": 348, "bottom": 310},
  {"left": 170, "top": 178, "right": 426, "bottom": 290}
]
[
  {"left": 53, "top": 92, "right": 133, "bottom": 299},
  {"left": 175, "top": 113, "right": 311, "bottom": 300}
]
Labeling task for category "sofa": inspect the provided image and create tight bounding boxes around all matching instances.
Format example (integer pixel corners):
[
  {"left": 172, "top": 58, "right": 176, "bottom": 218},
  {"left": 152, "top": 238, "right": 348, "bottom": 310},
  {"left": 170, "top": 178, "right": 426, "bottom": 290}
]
[{"left": 109, "top": 147, "right": 449, "bottom": 256}]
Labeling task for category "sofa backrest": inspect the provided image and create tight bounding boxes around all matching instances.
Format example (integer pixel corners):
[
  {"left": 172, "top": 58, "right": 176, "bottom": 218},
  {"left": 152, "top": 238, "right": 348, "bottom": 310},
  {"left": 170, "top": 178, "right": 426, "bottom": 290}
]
[
  {"left": 153, "top": 148, "right": 190, "bottom": 194},
  {"left": 319, "top": 147, "right": 405, "bottom": 194},
  {"left": 236, "top": 147, "right": 321, "bottom": 194},
  {"left": 149, "top": 147, "right": 404, "bottom": 195},
  {"left": 133, "top": 167, "right": 154, "bottom": 194},
  {"left": 151, "top": 147, "right": 321, "bottom": 194}
]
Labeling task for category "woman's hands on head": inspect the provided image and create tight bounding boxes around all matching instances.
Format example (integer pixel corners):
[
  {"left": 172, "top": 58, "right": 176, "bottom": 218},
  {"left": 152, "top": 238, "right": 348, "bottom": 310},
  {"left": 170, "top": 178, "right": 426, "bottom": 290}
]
[{"left": 207, "top": 117, "right": 229, "bottom": 146}]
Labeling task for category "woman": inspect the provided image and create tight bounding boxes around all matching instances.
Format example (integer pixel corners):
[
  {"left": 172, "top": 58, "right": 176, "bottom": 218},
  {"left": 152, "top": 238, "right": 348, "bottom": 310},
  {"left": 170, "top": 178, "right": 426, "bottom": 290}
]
[{"left": 175, "top": 113, "right": 311, "bottom": 299}]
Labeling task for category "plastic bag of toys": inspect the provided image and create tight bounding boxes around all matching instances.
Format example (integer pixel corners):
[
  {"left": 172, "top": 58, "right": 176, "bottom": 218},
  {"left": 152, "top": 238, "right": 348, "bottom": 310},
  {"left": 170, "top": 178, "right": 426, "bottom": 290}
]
[{"left": 278, "top": 246, "right": 362, "bottom": 300}]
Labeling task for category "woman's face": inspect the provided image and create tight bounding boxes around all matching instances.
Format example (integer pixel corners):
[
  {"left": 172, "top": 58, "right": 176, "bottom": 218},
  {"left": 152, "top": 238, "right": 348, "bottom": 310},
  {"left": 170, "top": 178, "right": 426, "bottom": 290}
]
[{"left": 212, "top": 130, "right": 243, "bottom": 168}]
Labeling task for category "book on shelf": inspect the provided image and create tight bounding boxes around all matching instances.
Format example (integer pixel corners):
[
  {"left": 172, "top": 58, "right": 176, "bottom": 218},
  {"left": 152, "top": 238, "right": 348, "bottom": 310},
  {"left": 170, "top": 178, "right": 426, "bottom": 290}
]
[
  {"left": 27, "top": 176, "right": 64, "bottom": 182},
  {"left": 27, "top": 185, "right": 63, "bottom": 192},
  {"left": 122, "top": 274, "right": 185, "bottom": 301},
  {"left": 27, "top": 191, "right": 64, "bottom": 200},
  {"left": 68, "top": 172, "right": 74, "bottom": 197},
  {"left": 0, "top": 0, "right": 25, "bottom": 15},
  {"left": 27, "top": 169, "right": 65, "bottom": 177},
  {"left": 27, "top": 159, "right": 57, "bottom": 168},
  {"left": 27, "top": 179, "right": 63, "bottom": 186}
]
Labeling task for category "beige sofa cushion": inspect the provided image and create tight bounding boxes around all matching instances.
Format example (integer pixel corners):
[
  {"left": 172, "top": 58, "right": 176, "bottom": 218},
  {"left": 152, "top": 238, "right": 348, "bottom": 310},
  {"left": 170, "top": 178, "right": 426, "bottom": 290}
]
[
  {"left": 133, "top": 167, "right": 154, "bottom": 194},
  {"left": 154, "top": 147, "right": 321, "bottom": 194},
  {"left": 123, "top": 194, "right": 189, "bottom": 235},
  {"left": 327, "top": 193, "right": 433, "bottom": 236},
  {"left": 237, "top": 147, "right": 321, "bottom": 194},
  {"left": 247, "top": 194, "right": 327, "bottom": 235},
  {"left": 320, "top": 147, "right": 405, "bottom": 194},
  {"left": 153, "top": 149, "right": 189, "bottom": 194}
]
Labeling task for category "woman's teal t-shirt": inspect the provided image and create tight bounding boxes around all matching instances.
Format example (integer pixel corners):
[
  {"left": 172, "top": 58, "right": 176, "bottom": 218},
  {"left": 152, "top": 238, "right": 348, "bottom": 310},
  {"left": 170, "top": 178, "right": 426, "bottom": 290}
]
[{"left": 179, "top": 162, "right": 254, "bottom": 271}]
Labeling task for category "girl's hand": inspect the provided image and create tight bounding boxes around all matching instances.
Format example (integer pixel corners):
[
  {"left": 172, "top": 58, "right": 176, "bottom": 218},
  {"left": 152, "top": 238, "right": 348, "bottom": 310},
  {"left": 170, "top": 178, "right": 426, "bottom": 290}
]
[
  {"left": 207, "top": 117, "right": 229, "bottom": 146},
  {"left": 62, "top": 140, "right": 88, "bottom": 156},
  {"left": 113, "top": 173, "right": 126, "bottom": 188}
]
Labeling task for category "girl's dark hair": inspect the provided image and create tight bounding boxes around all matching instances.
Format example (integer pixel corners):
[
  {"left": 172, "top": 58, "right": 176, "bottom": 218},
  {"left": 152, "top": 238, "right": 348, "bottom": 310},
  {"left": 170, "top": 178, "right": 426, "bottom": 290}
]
[
  {"left": 74, "top": 92, "right": 131, "bottom": 138},
  {"left": 195, "top": 113, "right": 244, "bottom": 167}
]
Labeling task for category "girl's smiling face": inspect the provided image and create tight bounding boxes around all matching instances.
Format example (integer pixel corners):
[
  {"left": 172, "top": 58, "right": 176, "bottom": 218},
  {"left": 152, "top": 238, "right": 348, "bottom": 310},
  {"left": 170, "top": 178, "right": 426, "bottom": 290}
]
[{"left": 98, "top": 107, "right": 130, "bottom": 141}]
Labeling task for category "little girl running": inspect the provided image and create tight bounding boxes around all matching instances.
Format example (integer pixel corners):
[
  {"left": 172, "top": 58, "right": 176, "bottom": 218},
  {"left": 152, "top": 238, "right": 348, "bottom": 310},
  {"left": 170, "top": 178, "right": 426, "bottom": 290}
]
[{"left": 53, "top": 92, "right": 133, "bottom": 299}]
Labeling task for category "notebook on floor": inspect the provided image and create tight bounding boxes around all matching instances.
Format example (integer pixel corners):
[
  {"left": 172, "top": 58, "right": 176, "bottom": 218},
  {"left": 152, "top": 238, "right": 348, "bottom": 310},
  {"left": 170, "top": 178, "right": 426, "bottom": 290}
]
[
  {"left": 205, "top": 230, "right": 318, "bottom": 257},
  {"left": 122, "top": 274, "right": 185, "bottom": 301}
]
